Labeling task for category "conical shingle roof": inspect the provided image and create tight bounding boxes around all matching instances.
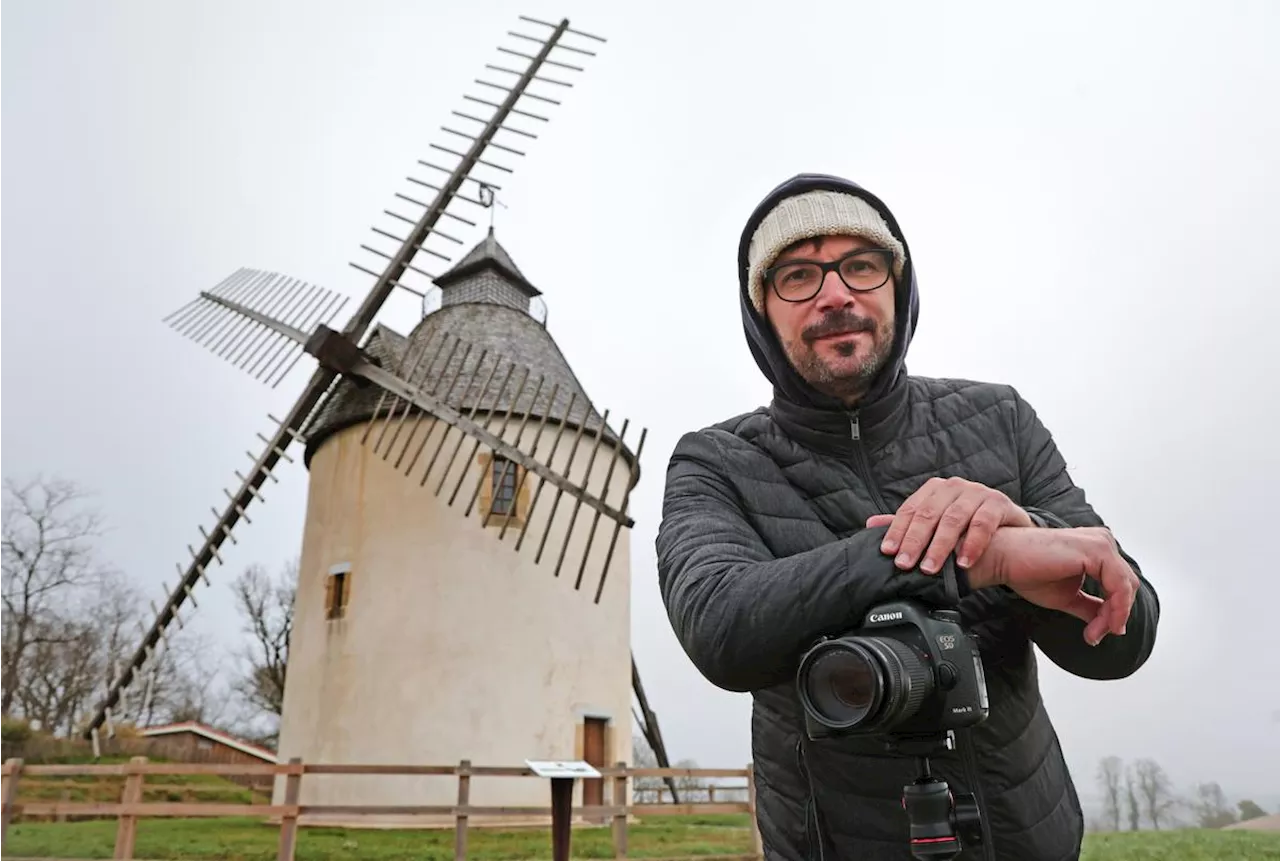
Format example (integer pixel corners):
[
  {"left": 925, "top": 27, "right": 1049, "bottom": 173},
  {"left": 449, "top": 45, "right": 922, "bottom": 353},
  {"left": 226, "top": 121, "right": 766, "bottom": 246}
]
[
  {"left": 302, "top": 231, "right": 630, "bottom": 470},
  {"left": 434, "top": 227, "right": 540, "bottom": 298}
]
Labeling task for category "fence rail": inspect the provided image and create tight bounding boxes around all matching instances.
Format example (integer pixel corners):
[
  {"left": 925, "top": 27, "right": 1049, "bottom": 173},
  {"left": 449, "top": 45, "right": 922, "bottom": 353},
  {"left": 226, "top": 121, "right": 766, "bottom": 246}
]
[{"left": 1, "top": 756, "right": 762, "bottom": 861}]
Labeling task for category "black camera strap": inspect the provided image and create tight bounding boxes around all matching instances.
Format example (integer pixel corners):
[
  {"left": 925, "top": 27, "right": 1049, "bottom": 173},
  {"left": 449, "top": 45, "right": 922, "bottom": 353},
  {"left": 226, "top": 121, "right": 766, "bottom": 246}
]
[{"left": 940, "top": 555, "right": 964, "bottom": 606}]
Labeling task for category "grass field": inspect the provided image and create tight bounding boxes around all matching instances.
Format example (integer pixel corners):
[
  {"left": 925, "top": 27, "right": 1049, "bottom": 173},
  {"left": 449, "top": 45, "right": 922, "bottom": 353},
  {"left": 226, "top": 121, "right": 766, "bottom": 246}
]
[{"left": 5, "top": 814, "right": 1280, "bottom": 860}]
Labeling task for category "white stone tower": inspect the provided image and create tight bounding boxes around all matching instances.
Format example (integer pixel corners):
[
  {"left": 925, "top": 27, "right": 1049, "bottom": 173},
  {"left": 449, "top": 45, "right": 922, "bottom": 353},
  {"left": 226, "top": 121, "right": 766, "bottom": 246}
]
[{"left": 273, "top": 229, "right": 636, "bottom": 825}]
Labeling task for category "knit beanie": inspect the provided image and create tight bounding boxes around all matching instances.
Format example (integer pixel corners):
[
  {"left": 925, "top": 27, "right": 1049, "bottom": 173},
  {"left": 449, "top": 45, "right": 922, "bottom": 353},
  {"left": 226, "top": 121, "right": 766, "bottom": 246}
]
[{"left": 745, "top": 189, "right": 907, "bottom": 314}]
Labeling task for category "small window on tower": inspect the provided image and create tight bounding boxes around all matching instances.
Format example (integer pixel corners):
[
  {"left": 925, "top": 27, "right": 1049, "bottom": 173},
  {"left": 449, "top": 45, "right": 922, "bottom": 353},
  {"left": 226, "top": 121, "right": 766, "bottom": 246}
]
[
  {"left": 491, "top": 456, "right": 519, "bottom": 517},
  {"left": 325, "top": 562, "right": 352, "bottom": 620},
  {"left": 480, "top": 453, "right": 526, "bottom": 526}
]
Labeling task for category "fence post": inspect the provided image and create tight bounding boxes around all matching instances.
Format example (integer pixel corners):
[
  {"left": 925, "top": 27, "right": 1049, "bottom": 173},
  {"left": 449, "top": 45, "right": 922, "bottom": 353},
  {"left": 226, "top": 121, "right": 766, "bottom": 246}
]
[
  {"left": 113, "top": 755, "right": 147, "bottom": 860},
  {"left": 276, "top": 757, "right": 303, "bottom": 861},
  {"left": 2, "top": 758, "right": 23, "bottom": 842},
  {"left": 454, "top": 759, "right": 471, "bottom": 861},
  {"left": 746, "top": 763, "right": 763, "bottom": 860},
  {"left": 611, "top": 761, "right": 628, "bottom": 859}
]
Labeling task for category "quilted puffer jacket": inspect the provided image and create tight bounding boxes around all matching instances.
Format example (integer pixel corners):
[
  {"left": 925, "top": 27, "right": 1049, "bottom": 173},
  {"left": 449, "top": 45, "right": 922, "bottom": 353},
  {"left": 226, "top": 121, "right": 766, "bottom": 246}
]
[{"left": 655, "top": 174, "right": 1160, "bottom": 861}]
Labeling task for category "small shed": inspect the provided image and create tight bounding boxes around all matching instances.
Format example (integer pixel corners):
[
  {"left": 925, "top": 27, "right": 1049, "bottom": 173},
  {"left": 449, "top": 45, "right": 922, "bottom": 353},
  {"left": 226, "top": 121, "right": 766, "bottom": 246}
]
[
  {"left": 1224, "top": 812, "right": 1280, "bottom": 831},
  {"left": 140, "top": 722, "right": 277, "bottom": 790}
]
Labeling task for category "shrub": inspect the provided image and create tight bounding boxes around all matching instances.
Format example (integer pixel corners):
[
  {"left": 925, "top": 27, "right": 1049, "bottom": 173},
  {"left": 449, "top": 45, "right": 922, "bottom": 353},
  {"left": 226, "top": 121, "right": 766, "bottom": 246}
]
[{"left": 0, "top": 716, "right": 33, "bottom": 757}]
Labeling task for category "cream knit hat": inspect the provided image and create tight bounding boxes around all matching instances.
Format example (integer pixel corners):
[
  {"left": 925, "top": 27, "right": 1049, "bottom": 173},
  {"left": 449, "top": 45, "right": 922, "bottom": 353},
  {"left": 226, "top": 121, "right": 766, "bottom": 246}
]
[{"left": 745, "top": 189, "right": 907, "bottom": 314}]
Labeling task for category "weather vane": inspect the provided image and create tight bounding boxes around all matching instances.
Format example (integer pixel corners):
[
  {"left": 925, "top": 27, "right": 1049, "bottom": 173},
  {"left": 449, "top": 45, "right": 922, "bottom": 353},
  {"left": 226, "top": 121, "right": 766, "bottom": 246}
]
[{"left": 478, "top": 181, "right": 507, "bottom": 229}]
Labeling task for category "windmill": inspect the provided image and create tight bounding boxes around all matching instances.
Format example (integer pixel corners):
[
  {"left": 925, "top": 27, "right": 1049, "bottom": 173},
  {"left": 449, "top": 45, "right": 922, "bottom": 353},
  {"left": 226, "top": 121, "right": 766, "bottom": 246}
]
[{"left": 82, "top": 14, "right": 683, "bottom": 814}]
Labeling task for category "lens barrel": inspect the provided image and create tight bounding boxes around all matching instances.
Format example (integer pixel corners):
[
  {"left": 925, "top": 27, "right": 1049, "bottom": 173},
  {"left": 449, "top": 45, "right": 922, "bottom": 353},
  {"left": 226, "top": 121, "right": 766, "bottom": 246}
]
[{"left": 798, "top": 636, "right": 933, "bottom": 732}]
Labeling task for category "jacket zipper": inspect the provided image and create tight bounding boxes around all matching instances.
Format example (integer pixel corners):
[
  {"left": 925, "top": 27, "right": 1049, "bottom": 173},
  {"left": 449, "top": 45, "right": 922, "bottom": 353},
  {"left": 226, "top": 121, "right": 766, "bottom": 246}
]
[
  {"left": 848, "top": 411, "right": 891, "bottom": 512},
  {"left": 852, "top": 410, "right": 994, "bottom": 859}
]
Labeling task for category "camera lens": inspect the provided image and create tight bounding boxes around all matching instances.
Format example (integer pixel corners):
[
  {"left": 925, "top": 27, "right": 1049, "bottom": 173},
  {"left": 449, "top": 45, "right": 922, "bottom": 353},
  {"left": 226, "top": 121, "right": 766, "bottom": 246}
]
[
  {"left": 798, "top": 637, "right": 932, "bottom": 732},
  {"left": 804, "top": 645, "right": 884, "bottom": 727}
]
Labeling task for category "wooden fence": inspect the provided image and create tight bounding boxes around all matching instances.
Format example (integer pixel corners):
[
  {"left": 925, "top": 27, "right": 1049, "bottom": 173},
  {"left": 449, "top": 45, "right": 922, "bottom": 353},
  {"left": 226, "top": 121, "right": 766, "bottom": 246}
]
[{"left": 0, "top": 756, "right": 763, "bottom": 861}]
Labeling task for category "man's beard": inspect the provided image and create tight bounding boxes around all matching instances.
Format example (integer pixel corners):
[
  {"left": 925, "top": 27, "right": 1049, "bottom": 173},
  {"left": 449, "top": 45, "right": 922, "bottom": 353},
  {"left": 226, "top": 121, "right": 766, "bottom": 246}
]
[{"left": 778, "top": 309, "right": 894, "bottom": 403}]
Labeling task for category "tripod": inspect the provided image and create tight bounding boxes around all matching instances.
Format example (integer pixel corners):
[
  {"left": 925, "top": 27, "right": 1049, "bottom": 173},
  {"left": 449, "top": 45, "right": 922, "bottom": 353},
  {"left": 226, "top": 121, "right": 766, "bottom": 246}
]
[{"left": 888, "top": 732, "right": 984, "bottom": 860}]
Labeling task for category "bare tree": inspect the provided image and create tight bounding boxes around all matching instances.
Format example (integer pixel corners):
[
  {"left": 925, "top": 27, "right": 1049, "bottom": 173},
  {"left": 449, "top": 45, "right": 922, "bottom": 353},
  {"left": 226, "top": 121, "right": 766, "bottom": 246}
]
[
  {"left": 15, "top": 612, "right": 102, "bottom": 734},
  {"left": 1096, "top": 756, "right": 1124, "bottom": 832},
  {"left": 231, "top": 559, "right": 296, "bottom": 739},
  {"left": 126, "top": 627, "right": 229, "bottom": 729},
  {"left": 2, "top": 476, "right": 106, "bottom": 716},
  {"left": 673, "top": 757, "right": 707, "bottom": 801},
  {"left": 1132, "top": 758, "right": 1175, "bottom": 830},
  {"left": 1124, "top": 764, "right": 1141, "bottom": 830},
  {"left": 631, "top": 731, "right": 663, "bottom": 802},
  {"left": 1189, "top": 781, "right": 1238, "bottom": 828}
]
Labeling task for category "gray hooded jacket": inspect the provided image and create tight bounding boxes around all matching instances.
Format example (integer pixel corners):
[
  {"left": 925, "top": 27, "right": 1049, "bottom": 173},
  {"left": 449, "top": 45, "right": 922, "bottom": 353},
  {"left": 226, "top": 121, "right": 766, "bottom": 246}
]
[{"left": 654, "top": 173, "right": 1159, "bottom": 861}]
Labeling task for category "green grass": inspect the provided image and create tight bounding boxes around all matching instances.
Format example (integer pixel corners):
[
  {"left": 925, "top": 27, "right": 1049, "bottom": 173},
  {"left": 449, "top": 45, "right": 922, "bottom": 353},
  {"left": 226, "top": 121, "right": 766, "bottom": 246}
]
[
  {"left": 1080, "top": 828, "right": 1280, "bottom": 860},
  {"left": 4, "top": 815, "right": 1279, "bottom": 860},
  {"left": 3, "top": 814, "right": 756, "bottom": 860},
  {"left": 13, "top": 763, "right": 270, "bottom": 808}
]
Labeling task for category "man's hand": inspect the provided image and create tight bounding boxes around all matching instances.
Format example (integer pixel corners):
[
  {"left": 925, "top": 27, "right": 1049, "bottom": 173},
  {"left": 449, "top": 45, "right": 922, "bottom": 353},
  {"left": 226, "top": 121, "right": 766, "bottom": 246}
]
[
  {"left": 865, "top": 477, "right": 1033, "bottom": 574},
  {"left": 966, "top": 526, "right": 1139, "bottom": 646}
]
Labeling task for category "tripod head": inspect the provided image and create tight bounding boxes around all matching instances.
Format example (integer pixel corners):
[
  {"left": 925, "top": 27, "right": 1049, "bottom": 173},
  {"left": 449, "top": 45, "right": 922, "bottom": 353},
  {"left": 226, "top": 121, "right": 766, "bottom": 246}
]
[{"left": 887, "top": 732, "right": 984, "bottom": 860}]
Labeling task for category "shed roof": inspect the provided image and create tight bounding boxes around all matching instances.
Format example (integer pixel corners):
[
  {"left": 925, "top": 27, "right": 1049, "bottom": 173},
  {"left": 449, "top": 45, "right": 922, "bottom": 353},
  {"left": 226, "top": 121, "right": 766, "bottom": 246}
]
[{"left": 140, "top": 721, "right": 277, "bottom": 762}]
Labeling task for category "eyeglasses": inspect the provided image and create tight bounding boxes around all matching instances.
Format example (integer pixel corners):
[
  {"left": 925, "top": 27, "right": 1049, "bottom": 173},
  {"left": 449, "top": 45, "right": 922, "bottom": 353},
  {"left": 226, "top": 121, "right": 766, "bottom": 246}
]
[{"left": 764, "top": 249, "right": 895, "bottom": 303}]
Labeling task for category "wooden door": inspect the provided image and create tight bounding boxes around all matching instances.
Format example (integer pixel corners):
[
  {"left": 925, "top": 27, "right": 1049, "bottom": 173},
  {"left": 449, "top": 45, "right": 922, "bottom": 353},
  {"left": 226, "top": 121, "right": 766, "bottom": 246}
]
[{"left": 582, "top": 717, "right": 607, "bottom": 816}]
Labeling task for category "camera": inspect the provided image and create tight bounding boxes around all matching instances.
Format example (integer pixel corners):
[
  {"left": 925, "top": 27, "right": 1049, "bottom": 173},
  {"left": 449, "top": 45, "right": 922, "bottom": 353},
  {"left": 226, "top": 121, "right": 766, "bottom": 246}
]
[
  {"left": 796, "top": 599, "right": 989, "bottom": 741},
  {"left": 795, "top": 581, "right": 992, "bottom": 859}
]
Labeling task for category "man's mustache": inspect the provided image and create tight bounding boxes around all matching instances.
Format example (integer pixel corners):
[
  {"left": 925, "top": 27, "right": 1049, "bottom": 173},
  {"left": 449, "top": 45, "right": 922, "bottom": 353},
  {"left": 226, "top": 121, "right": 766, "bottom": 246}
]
[{"left": 803, "top": 311, "right": 875, "bottom": 342}]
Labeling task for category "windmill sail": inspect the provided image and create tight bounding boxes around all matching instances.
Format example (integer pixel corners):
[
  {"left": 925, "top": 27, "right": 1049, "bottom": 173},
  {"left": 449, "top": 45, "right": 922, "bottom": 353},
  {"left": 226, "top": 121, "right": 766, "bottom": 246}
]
[
  {"left": 82, "top": 15, "right": 607, "bottom": 747},
  {"left": 166, "top": 288, "right": 645, "bottom": 597}
]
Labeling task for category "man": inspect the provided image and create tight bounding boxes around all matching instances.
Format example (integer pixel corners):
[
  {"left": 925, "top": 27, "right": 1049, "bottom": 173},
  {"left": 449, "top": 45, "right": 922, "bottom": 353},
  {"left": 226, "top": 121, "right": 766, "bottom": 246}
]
[{"left": 655, "top": 173, "right": 1159, "bottom": 861}]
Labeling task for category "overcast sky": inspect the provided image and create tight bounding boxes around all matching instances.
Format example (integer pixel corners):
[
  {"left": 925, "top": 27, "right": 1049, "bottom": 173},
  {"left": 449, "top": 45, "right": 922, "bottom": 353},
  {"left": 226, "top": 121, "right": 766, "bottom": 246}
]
[{"left": 4, "top": 0, "right": 1279, "bottom": 813}]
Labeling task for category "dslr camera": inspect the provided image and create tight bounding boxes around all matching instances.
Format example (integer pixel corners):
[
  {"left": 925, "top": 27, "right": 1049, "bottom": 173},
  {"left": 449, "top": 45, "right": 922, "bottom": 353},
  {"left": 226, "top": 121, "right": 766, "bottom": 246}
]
[{"left": 796, "top": 598, "right": 989, "bottom": 740}]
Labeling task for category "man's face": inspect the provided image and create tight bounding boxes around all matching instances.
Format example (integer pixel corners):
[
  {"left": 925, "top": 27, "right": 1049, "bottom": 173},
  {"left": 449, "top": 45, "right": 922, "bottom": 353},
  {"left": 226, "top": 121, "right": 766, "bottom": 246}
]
[{"left": 763, "top": 234, "right": 896, "bottom": 405}]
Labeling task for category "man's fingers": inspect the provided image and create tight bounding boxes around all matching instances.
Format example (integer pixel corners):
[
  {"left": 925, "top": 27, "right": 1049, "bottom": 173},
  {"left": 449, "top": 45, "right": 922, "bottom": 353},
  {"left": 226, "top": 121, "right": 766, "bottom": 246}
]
[
  {"left": 1095, "top": 549, "right": 1138, "bottom": 637},
  {"left": 866, "top": 514, "right": 894, "bottom": 529},
  {"left": 879, "top": 505, "right": 919, "bottom": 557},
  {"left": 879, "top": 498, "right": 923, "bottom": 558},
  {"left": 1106, "top": 581, "right": 1136, "bottom": 637},
  {"left": 880, "top": 480, "right": 953, "bottom": 556},
  {"left": 919, "top": 493, "right": 983, "bottom": 573},
  {"left": 1060, "top": 590, "right": 1106, "bottom": 632},
  {"left": 1083, "top": 610, "right": 1111, "bottom": 647},
  {"left": 888, "top": 486, "right": 951, "bottom": 569},
  {"left": 955, "top": 498, "right": 1004, "bottom": 569}
]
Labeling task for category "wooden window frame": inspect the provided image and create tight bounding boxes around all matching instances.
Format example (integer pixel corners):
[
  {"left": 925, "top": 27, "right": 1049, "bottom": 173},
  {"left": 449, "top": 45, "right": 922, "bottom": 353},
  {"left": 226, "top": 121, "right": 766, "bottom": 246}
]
[
  {"left": 324, "top": 562, "right": 352, "bottom": 621},
  {"left": 478, "top": 452, "right": 529, "bottom": 528}
]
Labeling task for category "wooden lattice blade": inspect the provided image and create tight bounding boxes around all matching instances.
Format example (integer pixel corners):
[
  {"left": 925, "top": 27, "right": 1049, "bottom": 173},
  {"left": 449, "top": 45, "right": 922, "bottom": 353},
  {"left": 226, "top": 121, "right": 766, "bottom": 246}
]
[
  {"left": 345, "top": 15, "right": 607, "bottom": 319},
  {"left": 162, "top": 268, "right": 350, "bottom": 388}
]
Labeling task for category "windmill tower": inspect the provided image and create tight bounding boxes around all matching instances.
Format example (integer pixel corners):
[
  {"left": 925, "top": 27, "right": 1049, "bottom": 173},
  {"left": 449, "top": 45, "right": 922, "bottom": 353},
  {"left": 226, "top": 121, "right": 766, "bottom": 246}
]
[
  {"left": 82, "top": 12, "right": 682, "bottom": 818},
  {"left": 275, "top": 227, "right": 640, "bottom": 822}
]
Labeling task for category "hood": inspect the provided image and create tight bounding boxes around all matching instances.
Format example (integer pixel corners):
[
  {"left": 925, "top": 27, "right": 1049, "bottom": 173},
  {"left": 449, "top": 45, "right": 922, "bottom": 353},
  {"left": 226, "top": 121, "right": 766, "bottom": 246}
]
[{"left": 737, "top": 173, "right": 920, "bottom": 412}]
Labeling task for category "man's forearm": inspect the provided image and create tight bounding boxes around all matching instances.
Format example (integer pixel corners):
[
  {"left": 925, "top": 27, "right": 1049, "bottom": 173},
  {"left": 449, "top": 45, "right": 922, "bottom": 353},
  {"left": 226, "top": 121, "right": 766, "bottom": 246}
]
[{"left": 965, "top": 526, "right": 1160, "bottom": 680}]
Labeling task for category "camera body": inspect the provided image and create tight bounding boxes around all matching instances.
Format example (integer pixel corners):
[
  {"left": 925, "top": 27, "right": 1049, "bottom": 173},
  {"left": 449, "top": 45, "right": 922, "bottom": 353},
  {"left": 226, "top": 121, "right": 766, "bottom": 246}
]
[{"left": 796, "top": 599, "right": 989, "bottom": 741}]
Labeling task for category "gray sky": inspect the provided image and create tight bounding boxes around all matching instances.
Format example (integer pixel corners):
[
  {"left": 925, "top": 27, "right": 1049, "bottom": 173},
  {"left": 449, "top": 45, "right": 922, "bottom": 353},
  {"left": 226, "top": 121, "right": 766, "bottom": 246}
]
[{"left": 5, "top": 0, "right": 1279, "bottom": 812}]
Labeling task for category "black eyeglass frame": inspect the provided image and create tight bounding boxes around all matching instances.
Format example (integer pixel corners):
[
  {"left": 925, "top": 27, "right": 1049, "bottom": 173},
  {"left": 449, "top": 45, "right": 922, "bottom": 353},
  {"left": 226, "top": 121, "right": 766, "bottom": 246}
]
[{"left": 764, "top": 248, "right": 896, "bottom": 303}]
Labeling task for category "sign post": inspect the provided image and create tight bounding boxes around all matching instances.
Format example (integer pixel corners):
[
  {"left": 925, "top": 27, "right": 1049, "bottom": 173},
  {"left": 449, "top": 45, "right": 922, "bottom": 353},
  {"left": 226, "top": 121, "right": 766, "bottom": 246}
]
[{"left": 526, "top": 760, "right": 602, "bottom": 861}]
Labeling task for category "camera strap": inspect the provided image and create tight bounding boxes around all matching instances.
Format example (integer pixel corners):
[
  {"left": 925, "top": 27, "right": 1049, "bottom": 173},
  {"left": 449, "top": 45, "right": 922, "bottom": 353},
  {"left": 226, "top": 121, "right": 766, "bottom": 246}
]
[{"left": 939, "top": 556, "right": 964, "bottom": 605}]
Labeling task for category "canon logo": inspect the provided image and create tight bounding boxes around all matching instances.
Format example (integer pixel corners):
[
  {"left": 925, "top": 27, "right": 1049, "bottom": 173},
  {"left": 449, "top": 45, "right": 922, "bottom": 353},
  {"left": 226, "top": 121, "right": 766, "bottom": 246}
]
[{"left": 868, "top": 611, "right": 903, "bottom": 623}]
